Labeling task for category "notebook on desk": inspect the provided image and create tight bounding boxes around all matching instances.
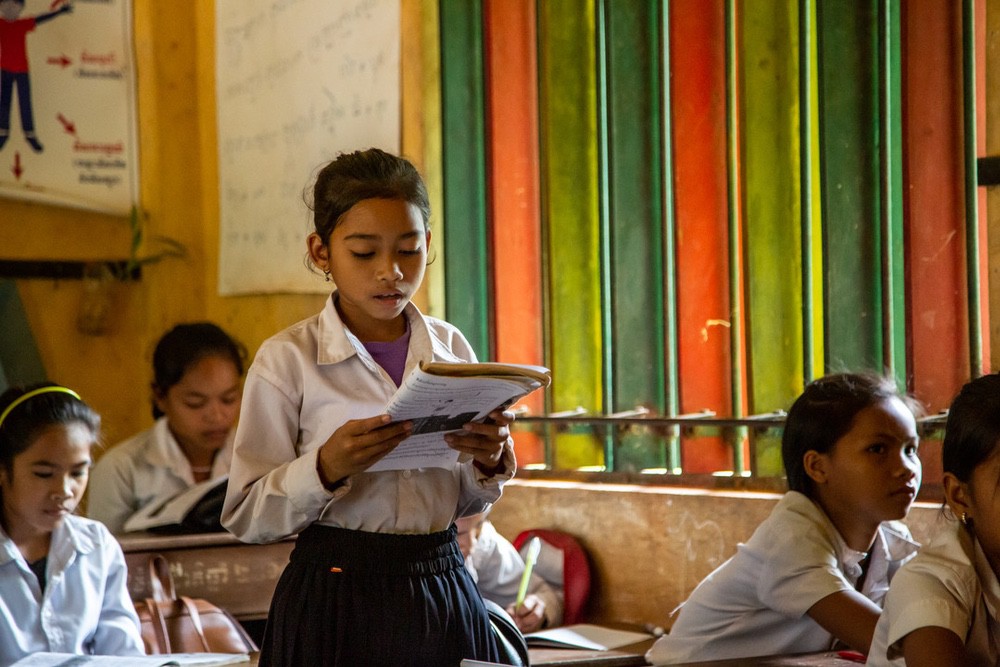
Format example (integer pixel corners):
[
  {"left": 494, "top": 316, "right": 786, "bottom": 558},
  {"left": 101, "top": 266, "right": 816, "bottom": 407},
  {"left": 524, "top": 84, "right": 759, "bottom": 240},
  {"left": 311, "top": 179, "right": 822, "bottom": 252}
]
[
  {"left": 10, "top": 652, "right": 249, "bottom": 666},
  {"left": 524, "top": 624, "right": 653, "bottom": 651}
]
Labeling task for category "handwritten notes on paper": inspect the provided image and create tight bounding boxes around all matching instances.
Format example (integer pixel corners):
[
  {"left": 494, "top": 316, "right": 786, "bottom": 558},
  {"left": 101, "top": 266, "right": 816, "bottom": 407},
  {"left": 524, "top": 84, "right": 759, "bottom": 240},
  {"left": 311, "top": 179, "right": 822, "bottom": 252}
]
[{"left": 215, "top": 0, "right": 400, "bottom": 294}]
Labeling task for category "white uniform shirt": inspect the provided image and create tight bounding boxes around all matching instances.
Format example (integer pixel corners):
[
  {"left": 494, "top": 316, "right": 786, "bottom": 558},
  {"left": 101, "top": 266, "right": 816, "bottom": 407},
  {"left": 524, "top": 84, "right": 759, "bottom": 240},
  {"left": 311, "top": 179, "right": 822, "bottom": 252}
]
[
  {"left": 867, "top": 522, "right": 1000, "bottom": 667},
  {"left": 646, "top": 491, "right": 919, "bottom": 665},
  {"left": 222, "top": 295, "right": 515, "bottom": 544},
  {"left": 0, "top": 515, "right": 144, "bottom": 663},
  {"left": 466, "top": 520, "right": 564, "bottom": 627},
  {"left": 88, "top": 416, "right": 234, "bottom": 534}
]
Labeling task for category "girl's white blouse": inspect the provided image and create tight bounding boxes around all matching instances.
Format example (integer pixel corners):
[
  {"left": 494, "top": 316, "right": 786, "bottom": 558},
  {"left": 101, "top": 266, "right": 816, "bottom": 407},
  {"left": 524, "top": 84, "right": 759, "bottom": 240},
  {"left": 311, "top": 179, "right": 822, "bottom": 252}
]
[
  {"left": 0, "top": 515, "right": 144, "bottom": 662},
  {"left": 867, "top": 521, "right": 1000, "bottom": 666},
  {"left": 222, "top": 295, "right": 514, "bottom": 544}
]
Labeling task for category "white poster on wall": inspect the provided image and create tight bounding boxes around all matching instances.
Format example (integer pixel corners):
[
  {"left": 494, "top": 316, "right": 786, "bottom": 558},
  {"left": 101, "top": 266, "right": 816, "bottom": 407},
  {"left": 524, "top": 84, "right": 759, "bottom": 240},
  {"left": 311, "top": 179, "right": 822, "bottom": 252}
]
[
  {"left": 215, "top": 0, "right": 400, "bottom": 295},
  {"left": 0, "top": 0, "right": 137, "bottom": 215}
]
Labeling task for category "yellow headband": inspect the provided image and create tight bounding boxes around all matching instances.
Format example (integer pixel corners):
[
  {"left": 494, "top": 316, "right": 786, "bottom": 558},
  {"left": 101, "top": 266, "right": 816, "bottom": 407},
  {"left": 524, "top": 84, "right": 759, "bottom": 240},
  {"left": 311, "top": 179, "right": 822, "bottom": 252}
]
[{"left": 0, "top": 386, "right": 82, "bottom": 430}]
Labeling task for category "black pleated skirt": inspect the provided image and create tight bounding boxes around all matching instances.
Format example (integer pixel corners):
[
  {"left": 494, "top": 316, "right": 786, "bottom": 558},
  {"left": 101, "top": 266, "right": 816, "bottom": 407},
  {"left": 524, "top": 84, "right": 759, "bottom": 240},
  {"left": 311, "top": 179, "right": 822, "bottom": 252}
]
[{"left": 258, "top": 523, "right": 502, "bottom": 667}]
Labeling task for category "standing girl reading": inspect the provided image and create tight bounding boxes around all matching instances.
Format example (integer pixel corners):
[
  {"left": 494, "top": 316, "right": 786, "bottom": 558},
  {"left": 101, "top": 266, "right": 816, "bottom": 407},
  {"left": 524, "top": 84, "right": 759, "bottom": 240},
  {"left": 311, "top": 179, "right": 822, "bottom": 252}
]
[
  {"left": 89, "top": 321, "right": 246, "bottom": 534},
  {"left": 0, "top": 383, "right": 144, "bottom": 663},
  {"left": 222, "top": 148, "right": 517, "bottom": 666},
  {"left": 646, "top": 373, "right": 922, "bottom": 665},
  {"left": 868, "top": 373, "right": 1000, "bottom": 666}
]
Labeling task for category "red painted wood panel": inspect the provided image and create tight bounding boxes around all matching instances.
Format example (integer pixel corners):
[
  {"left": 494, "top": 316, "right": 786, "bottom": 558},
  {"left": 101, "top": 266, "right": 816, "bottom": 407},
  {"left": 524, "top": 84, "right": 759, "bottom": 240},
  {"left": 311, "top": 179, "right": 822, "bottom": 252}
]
[
  {"left": 670, "top": 0, "right": 734, "bottom": 473},
  {"left": 483, "top": 0, "right": 546, "bottom": 465},
  {"left": 903, "top": 0, "right": 969, "bottom": 413}
]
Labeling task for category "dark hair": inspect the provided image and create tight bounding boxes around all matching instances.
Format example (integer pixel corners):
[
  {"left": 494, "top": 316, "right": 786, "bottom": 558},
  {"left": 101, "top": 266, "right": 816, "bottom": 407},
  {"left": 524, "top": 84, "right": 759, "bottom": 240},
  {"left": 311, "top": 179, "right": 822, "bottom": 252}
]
[
  {"left": 0, "top": 383, "right": 100, "bottom": 479},
  {"left": 782, "top": 372, "right": 920, "bottom": 496},
  {"left": 151, "top": 322, "right": 247, "bottom": 419},
  {"left": 309, "top": 148, "right": 430, "bottom": 247},
  {"left": 941, "top": 374, "right": 1000, "bottom": 483}
]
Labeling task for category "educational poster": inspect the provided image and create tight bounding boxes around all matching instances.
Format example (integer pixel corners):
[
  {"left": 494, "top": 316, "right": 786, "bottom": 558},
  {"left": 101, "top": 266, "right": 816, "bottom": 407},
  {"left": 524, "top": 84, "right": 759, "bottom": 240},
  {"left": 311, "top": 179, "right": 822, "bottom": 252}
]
[
  {"left": 0, "top": 0, "right": 137, "bottom": 215},
  {"left": 216, "top": 0, "right": 400, "bottom": 295}
]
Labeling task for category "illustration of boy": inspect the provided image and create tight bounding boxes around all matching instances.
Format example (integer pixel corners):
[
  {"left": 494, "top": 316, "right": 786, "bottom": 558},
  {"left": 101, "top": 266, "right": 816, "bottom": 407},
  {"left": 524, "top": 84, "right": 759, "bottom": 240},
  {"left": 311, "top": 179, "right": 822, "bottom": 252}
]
[{"left": 0, "top": 0, "right": 73, "bottom": 152}]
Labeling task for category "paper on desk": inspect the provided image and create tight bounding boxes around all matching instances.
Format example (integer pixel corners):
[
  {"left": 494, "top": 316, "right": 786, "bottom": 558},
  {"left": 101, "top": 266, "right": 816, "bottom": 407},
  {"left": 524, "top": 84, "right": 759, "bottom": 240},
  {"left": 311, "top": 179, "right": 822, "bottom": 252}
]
[
  {"left": 367, "top": 366, "right": 543, "bottom": 473},
  {"left": 10, "top": 653, "right": 249, "bottom": 666},
  {"left": 524, "top": 624, "right": 653, "bottom": 651}
]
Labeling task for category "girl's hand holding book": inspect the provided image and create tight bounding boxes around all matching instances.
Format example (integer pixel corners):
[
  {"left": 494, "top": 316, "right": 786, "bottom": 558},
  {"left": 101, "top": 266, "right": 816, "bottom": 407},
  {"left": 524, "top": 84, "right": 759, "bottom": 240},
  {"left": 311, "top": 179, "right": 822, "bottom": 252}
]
[
  {"left": 317, "top": 414, "right": 413, "bottom": 488},
  {"left": 444, "top": 409, "right": 515, "bottom": 472}
]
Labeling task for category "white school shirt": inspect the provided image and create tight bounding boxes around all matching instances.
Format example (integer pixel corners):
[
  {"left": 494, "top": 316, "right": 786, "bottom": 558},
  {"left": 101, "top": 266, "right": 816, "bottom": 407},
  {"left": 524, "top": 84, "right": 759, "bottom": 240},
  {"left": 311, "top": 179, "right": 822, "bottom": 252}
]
[
  {"left": 466, "top": 520, "right": 564, "bottom": 628},
  {"left": 222, "top": 294, "right": 515, "bottom": 544},
  {"left": 646, "top": 491, "right": 919, "bottom": 665},
  {"left": 0, "top": 515, "right": 144, "bottom": 664},
  {"left": 867, "top": 521, "right": 1000, "bottom": 667},
  {"left": 87, "top": 416, "right": 234, "bottom": 534}
]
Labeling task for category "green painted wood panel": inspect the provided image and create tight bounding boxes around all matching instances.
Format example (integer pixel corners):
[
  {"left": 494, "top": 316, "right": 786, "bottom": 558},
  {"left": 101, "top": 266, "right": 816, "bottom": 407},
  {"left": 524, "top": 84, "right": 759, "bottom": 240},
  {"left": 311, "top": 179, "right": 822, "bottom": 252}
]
[
  {"left": 800, "top": 0, "right": 825, "bottom": 382},
  {"left": 538, "top": 0, "right": 603, "bottom": 468},
  {"left": 0, "top": 281, "right": 46, "bottom": 391},
  {"left": 741, "top": 1, "right": 804, "bottom": 475},
  {"left": 439, "top": 1, "right": 491, "bottom": 359},
  {"left": 817, "top": 0, "right": 883, "bottom": 372},
  {"left": 880, "top": 0, "right": 907, "bottom": 385},
  {"left": 602, "top": 0, "right": 666, "bottom": 472}
]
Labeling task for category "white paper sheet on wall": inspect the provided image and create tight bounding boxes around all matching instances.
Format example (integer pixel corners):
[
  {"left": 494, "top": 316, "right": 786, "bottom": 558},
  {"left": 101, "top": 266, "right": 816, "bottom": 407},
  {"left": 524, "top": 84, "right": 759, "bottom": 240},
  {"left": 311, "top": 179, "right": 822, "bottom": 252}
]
[{"left": 215, "top": 0, "right": 400, "bottom": 295}]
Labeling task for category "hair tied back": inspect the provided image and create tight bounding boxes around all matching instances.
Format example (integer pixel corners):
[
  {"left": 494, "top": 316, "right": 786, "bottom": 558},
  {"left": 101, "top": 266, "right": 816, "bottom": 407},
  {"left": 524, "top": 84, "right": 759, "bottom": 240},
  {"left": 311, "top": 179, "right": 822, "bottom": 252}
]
[{"left": 0, "top": 386, "right": 81, "bottom": 430}]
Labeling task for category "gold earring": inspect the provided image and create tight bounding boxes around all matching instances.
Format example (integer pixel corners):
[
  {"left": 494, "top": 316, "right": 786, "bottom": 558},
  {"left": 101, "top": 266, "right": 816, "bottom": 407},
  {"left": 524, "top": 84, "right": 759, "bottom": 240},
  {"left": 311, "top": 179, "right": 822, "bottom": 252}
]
[
  {"left": 961, "top": 512, "right": 969, "bottom": 525},
  {"left": 324, "top": 270, "right": 331, "bottom": 282}
]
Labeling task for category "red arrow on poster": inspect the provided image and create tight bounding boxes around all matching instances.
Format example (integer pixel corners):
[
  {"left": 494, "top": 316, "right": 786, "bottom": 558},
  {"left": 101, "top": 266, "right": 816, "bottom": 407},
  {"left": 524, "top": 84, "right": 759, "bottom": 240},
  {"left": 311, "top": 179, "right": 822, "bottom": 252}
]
[
  {"left": 47, "top": 54, "right": 72, "bottom": 68},
  {"left": 57, "top": 113, "right": 77, "bottom": 136},
  {"left": 12, "top": 152, "right": 22, "bottom": 181}
]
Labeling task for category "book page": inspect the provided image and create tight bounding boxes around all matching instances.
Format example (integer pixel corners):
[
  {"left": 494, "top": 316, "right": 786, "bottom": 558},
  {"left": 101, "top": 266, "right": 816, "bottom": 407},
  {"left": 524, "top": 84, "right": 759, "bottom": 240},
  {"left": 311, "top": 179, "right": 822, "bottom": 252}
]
[
  {"left": 11, "top": 653, "right": 249, "bottom": 667},
  {"left": 367, "top": 370, "right": 542, "bottom": 472},
  {"left": 524, "top": 624, "right": 652, "bottom": 651},
  {"left": 122, "top": 477, "right": 228, "bottom": 533}
]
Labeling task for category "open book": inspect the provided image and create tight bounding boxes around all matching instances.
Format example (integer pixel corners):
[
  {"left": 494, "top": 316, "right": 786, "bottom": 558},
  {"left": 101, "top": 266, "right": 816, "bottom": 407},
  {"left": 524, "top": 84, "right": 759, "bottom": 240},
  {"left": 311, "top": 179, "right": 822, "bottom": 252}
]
[
  {"left": 368, "top": 361, "right": 551, "bottom": 472},
  {"left": 524, "top": 624, "right": 653, "bottom": 651},
  {"left": 122, "top": 476, "right": 228, "bottom": 534},
  {"left": 10, "top": 653, "right": 249, "bottom": 666}
]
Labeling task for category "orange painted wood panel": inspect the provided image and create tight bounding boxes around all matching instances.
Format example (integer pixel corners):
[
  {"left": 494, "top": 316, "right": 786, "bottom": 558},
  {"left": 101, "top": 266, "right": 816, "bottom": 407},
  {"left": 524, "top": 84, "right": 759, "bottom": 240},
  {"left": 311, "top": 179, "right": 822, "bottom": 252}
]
[
  {"left": 670, "top": 0, "right": 734, "bottom": 473},
  {"left": 484, "top": 0, "right": 545, "bottom": 465}
]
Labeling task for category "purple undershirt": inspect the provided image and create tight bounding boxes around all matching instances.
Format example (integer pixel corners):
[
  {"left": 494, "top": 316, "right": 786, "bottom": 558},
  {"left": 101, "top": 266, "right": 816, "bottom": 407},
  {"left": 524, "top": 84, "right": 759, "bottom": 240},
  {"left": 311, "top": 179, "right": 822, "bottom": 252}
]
[{"left": 362, "top": 323, "right": 411, "bottom": 387}]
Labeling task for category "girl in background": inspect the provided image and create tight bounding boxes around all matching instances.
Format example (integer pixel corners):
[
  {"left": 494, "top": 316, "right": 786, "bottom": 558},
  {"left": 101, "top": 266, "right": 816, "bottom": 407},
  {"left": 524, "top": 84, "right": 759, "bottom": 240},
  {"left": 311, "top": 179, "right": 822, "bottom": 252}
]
[
  {"left": 0, "top": 383, "right": 144, "bottom": 663},
  {"left": 457, "top": 511, "right": 563, "bottom": 632},
  {"left": 222, "top": 148, "right": 516, "bottom": 666},
  {"left": 867, "top": 373, "right": 1000, "bottom": 666},
  {"left": 88, "top": 321, "right": 246, "bottom": 534},
  {"left": 647, "top": 373, "right": 922, "bottom": 665}
]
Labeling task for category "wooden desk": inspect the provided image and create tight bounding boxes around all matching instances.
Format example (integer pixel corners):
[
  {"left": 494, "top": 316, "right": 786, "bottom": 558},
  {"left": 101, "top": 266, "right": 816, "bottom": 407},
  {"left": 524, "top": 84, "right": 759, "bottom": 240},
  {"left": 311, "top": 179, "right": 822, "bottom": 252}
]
[
  {"left": 243, "top": 637, "right": 654, "bottom": 666},
  {"left": 119, "top": 531, "right": 294, "bottom": 621},
  {"left": 667, "top": 652, "right": 864, "bottom": 666},
  {"left": 247, "top": 648, "right": 648, "bottom": 667},
  {"left": 529, "top": 643, "right": 652, "bottom": 666}
]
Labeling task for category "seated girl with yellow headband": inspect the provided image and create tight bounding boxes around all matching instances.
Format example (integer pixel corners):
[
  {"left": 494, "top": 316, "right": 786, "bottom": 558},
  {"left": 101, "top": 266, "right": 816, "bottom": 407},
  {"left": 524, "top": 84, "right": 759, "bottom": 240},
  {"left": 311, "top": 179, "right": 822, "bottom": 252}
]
[{"left": 0, "top": 383, "right": 144, "bottom": 664}]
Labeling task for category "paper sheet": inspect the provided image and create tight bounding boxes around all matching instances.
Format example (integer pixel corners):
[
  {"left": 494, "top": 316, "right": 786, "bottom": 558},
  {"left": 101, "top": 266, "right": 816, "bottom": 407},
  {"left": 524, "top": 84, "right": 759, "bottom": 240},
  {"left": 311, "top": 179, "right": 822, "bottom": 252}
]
[
  {"left": 524, "top": 624, "right": 652, "bottom": 651},
  {"left": 367, "top": 371, "right": 539, "bottom": 472},
  {"left": 10, "top": 653, "right": 249, "bottom": 667}
]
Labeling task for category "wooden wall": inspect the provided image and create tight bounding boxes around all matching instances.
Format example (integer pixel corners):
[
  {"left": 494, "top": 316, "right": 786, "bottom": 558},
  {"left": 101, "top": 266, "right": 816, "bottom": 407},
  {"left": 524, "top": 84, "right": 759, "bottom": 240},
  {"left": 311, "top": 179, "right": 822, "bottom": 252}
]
[
  {"left": 0, "top": 2, "right": 432, "bottom": 447},
  {"left": 489, "top": 480, "right": 947, "bottom": 627}
]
